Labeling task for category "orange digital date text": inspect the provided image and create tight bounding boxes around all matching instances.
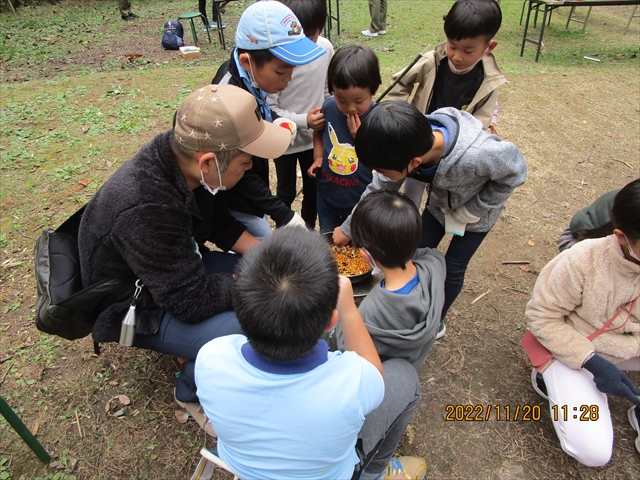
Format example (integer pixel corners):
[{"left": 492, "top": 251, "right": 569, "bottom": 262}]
[{"left": 444, "top": 404, "right": 542, "bottom": 421}]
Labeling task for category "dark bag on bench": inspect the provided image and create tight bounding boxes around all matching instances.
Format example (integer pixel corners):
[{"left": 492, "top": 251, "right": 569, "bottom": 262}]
[{"left": 34, "top": 206, "right": 134, "bottom": 341}]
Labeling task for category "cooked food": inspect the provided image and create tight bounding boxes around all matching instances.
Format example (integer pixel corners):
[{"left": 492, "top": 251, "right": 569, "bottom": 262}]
[{"left": 330, "top": 244, "right": 372, "bottom": 277}]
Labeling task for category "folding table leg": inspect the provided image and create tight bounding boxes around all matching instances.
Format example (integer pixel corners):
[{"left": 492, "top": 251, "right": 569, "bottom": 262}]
[{"left": 0, "top": 396, "right": 51, "bottom": 464}]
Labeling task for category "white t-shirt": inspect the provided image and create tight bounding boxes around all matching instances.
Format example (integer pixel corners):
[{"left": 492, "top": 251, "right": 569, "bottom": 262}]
[{"left": 195, "top": 334, "right": 384, "bottom": 480}]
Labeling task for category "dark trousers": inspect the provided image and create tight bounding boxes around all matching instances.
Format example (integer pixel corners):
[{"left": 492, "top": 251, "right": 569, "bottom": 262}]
[
  {"left": 133, "top": 251, "right": 243, "bottom": 402},
  {"left": 317, "top": 194, "right": 354, "bottom": 234},
  {"left": 420, "top": 208, "right": 488, "bottom": 320},
  {"left": 274, "top": 150, "right": 317, "bottom": 229},
  {"left": 198, "top": 0, "right": 221, "bottom": 25}
]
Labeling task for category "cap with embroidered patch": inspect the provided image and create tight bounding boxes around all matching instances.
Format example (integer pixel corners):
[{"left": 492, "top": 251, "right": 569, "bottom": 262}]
[
  {"left": 235, "top": 0, "right": 325, "bottom": 66},
  {"left": 174, "top": 84, "right": 291, "bottom": 159}
]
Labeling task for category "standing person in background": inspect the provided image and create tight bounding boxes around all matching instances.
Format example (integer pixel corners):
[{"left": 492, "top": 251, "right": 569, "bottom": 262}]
[
  {"left": 387, "top": 0, "right": 505, "bottom": 210},
  {"left": 118, "top": 0, "right": 139, "bottom": 21},
  {"left": 268, "top": 0, "right": 334, "bottom": 230},
  {"left": 362, "top": 0, "right": 387, "bottom": 37},
  {"left": 199, "top": 0, "right": 226, "bottom": 31}
]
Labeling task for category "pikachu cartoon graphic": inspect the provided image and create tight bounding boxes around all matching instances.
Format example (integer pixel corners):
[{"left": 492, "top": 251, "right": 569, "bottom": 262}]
[{"left": 326, "top": 123, "right": 358, "bottom": 176}]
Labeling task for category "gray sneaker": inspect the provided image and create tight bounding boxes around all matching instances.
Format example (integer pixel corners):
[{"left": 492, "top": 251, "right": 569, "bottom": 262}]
[{"left": 531, "top": 369, "right": 549, "bottom": 400}]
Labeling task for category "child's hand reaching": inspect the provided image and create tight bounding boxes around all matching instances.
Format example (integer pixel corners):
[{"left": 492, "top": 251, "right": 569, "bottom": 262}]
[
  {"left": 347, "top": 113, "right": 361, "bottom": 137},
  {"left": 307, "top": 107, "right": 325, "bottom": 131},
  {"left": 307, "top": 157, "right": 322, "bottom": 178}
]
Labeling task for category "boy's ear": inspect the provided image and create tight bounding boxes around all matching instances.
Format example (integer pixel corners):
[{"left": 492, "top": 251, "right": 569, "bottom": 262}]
[
  {"left": 408, "top": 156, "right": 423, "bottom": 172},
  {"left": 325, "top": 309, "right": 339, "bottom": 332},
  {"left": 238, "top": 52, "right": 251, "bottom": 73},
  {"left": 485, "top": 40, "right": 498, "bottom": 55}
]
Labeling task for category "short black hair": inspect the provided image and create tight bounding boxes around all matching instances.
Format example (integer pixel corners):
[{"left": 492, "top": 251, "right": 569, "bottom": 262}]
[
  {"left": 233, "top": 228, "right": 339, "bottom": 362},
  {"left": 236, "top": 48, "right": 276, "bottom": 68},
  {"left": 355, "top": 101, "right": 434, "bottom": 172},
  {"left": 612, "top": 178, "right": 640, "bottom": 240},
  {"left": 279, "top": 0, "right": 327, "bottom": 36},
  {"left": 327, "top": 44, "right": 382, "bottom": 95},
  {"left": 350, "top": 191, "right": 421, "bottom": 269},
  {"left": 444, "top": 0, "right": 502, "bottom": 42}
]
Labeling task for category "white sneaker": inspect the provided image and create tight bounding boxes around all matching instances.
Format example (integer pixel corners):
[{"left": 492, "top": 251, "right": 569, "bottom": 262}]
[
  {"left": 378, "top": 30, "right": 387, "bottom": 35},
  {"left": 628, "top": 406, "right": 640, "bottom": 454},
  {"left": 361, "top": 29, "right": 378, "bottom": 37}
]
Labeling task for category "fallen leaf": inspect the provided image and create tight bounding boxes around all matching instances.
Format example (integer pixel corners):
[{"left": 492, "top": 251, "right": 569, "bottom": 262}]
[
  {"left": 49, "top": 461, "right": 66, "bottom": 469},
  {"left": 117, "top": 394, "right": 131, "bottom": 405},
  {"left": 105, "top": 401, "right": 111, "bottom": 413},
  {"left": 106, "top": 160, "right": 113, "bottom": 167},
  {"left": 175, "top": 410, "right": 189, "bottom": 424},
  {"left": 519, "top": 265, "right": 531, "bottom": 272},
  {"left": 78, "top": 179, "right": 89, "bottom": 187},
  {"left": 108, "top": 381, "right": 119, "bottom": 386},
  {"left": 527, "top": 240, "right": 536, "bottom": 247},
  {"left": 31, "top": 421, "right": 40, "bottom": 435}
]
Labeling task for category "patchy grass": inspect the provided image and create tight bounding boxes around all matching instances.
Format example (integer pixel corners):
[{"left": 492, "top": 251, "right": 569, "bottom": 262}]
[{"left": 1, "top": 1, "right": 639, "bottom": 479}]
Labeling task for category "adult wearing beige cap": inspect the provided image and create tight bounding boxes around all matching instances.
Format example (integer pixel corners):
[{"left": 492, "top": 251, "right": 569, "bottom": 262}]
[{"left": 78, "top": 85, "right": 292, "bottom": 403}]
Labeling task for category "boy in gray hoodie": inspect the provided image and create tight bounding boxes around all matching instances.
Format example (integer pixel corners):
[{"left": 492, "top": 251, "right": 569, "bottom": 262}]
[
  {"left": 338, "top": 191, "right": 446, "bottom": 369},
  {"left": 332, "top": 101, "right": 527, "bottom": 337}
]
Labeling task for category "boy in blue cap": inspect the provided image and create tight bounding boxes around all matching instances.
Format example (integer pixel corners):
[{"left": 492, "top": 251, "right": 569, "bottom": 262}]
[{"left": 213, "top": 0, "right": 326, "bottom": 238}]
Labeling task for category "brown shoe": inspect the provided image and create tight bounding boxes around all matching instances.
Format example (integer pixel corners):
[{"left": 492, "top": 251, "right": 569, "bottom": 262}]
[{"left": 380, "top": 456, "right": 427, "bottom": 480}]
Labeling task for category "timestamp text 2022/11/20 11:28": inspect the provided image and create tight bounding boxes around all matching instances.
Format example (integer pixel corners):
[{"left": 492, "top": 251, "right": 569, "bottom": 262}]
[{"left": 444, "top": 404, "right": 601, "bottom": 422}]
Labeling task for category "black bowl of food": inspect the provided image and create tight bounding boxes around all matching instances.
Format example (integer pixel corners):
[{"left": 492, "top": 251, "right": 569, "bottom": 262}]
[{"left": 322, "top": 233, "right": 372, "bottom": 285}]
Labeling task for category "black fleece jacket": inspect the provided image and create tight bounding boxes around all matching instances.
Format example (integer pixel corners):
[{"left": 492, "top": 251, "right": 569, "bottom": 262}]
[
  {"left": 78, "top": 131, "right": 246, "bottom": 343},
  {"left": 212, "top": 51, "right": 294, "bottom": 226}
]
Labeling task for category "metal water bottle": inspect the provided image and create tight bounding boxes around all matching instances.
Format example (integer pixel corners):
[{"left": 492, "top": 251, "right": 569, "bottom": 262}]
[{"left": 119, "top": 279, "right": 143, "bottom": 347}]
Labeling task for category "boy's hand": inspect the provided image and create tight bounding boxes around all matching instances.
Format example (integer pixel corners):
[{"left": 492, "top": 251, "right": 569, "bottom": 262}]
[
  {"left": 308, "top": 157, "right": 322, "bottom": 178},
  {"left": 307, "top": 107, "right": 325, "bottom": 131},
  {"left": 332, "top": 227, "right": 350, "bottom": 246},
  {"left": 489, "top": 123, "right": 499, "bottom": 135},
  {"left": 336, "top": 275, "right": 356, "bottom": 313},
  {"left": 346, "top": 113, "right": 361, "bottom": 137}
]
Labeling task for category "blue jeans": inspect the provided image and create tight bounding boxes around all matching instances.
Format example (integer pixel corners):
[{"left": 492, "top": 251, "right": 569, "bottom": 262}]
[
  {"left": 317, "top": 194, "right": 355, "bottom": 234},
  {"left": 420, "top": 208, "right": 488, "bottom": 321},
  {"left": 228, "top": 209, "right": 272, "bottom": 240},
  {"left": 133, "top": 251, "right": 244, "bottom": 402}
]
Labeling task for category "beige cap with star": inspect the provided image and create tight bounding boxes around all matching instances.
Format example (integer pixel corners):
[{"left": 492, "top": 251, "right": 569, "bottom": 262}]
[{"left": 174, "top": 84, "right": 291, "bottom": 159}]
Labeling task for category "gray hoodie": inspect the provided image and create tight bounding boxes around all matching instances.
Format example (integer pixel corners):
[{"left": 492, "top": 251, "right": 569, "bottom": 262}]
[
  {"left": 341, "top": 107, "right": 527, "bottom": 237},
  {"left": 338, "top": 247, "right": 446, "bottom": 369}
]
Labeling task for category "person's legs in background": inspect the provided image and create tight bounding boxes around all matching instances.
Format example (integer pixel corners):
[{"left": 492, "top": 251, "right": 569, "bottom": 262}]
[
  {"left": 274, "top": 153, "right": 298, "bottom": 209},
  {"left": 363, "top": 0, "right": 387, "bottom": 36},
  {"left": 118, "top": 0, "right": 138, "bottom": 20},
  {"left": 358, "top": 359, "right": 424, "bottom": 480},
  {"left": 297, "top": 149, "right": 317, "bottom": 229}
]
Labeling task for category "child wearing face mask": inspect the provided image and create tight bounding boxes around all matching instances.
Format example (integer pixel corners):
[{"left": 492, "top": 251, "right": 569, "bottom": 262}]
[
  {"left": 333, "top": 191, "right": 446, "bottom": 370},
  {"left": 386, "top": 0, "right": 506, "bottom": 212},
  {"left": 212, "top": 0, "right": 327, "bottom": 238}
]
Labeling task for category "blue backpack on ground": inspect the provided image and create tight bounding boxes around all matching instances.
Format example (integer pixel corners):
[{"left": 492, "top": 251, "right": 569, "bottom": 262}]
[{"left": 162, "top": 20, "right": 185, "bottom": 50}]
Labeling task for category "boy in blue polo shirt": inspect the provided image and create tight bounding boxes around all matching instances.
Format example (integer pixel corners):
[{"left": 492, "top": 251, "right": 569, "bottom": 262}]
[{"left": 195, "top": 228, "right": 426, "bottom": 480}]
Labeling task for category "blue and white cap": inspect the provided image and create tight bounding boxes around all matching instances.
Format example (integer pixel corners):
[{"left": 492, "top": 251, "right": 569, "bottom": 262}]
[{"left": 235, "top": 0, "right": 326, "bottom": 66}]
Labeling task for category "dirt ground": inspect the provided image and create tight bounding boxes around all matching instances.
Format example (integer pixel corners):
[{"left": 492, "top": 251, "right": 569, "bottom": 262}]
[{"left": 1, "top": 6, "right": 640, "bottom": 480}]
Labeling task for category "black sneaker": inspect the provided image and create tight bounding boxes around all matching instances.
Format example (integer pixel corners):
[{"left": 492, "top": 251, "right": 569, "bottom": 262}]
[
  {"left": 628, "top": 406, "right": 640, "bottom": 454},
  {"left": 531, "top": 369, "right": 549, "bottom": 400}
]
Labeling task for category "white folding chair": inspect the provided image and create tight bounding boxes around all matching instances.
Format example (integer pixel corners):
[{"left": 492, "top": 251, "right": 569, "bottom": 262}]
[{"left": 196, "top": 448, "right": 239, "bottom": 480}]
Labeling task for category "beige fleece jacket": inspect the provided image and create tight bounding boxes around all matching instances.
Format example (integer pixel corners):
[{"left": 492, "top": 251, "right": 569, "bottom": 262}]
[{"left": 525, "top": 235, "right": 640, "bottom": 369}]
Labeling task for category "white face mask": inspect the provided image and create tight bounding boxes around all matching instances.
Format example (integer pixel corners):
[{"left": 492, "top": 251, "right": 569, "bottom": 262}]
[
  {"left": 200, "top": 156, "right": 226, "bottom": 196},
  {"left": 623, "top": 234, "right": 640, "bottom": 262},
  {"left": 361, "top": 248, "right": 383, "bottom": 276},
  {"left": 447, "top": 46, "right": 490, "bottom": 74}
]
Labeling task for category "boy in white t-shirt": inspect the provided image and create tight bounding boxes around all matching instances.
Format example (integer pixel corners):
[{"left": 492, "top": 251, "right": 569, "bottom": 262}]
[
  {"left": 268, "top": 0, "right": 334, "bottom": 229},
  {"left": 194, "top": 228, "right": 426, "bottom": 480}
]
